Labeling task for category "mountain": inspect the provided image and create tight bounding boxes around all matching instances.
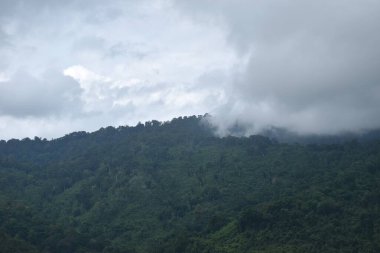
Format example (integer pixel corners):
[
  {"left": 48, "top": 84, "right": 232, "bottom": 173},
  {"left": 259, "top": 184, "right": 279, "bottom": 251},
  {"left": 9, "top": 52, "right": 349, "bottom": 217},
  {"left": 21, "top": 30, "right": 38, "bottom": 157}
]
[{"left": 0, "top": 115, "right": 379, "bottom": 253}]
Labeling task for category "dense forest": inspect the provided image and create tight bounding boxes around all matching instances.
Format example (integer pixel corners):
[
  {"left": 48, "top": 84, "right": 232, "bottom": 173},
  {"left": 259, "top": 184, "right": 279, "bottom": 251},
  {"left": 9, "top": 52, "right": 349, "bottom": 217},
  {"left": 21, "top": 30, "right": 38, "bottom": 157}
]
[{"left": 0, "top": 115, "right": 379, "bottom": 253}]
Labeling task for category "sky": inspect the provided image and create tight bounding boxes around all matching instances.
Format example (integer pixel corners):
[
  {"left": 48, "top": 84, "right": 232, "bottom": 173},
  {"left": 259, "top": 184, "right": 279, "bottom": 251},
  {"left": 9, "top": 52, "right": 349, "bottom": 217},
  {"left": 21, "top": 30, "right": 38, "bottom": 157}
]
[{"left": 0, "top": 0, "right": 379, "bottom": 139}]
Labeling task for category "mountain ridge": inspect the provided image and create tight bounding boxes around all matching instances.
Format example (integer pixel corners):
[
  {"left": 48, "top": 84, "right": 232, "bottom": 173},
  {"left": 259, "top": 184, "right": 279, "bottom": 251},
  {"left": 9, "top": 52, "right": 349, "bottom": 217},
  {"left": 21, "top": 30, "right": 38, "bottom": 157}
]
[{"left": 0, "top": 115, "right": 379, "bottom": 252}]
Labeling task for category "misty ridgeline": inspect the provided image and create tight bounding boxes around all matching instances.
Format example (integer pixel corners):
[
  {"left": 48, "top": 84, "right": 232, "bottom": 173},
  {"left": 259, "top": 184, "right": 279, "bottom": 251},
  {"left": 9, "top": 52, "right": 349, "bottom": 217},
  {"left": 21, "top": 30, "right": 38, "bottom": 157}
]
[{"left": 0, "top": 115, "right": 380, "bottom": 253}]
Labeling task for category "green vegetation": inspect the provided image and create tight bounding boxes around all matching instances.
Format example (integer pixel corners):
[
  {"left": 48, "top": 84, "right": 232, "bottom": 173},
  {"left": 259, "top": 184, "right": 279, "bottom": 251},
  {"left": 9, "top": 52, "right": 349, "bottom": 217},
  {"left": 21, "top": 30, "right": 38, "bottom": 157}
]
[{"left": 0, "top": 116, "right": 379, "bottom": 252}]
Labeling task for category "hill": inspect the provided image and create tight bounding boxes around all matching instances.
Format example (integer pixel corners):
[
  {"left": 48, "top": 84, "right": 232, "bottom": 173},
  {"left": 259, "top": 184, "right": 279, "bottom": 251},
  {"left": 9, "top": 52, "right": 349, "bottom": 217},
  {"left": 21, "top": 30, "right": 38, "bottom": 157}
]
[{"left": 0, "top": 115, "right": 379, "bottom": 252}]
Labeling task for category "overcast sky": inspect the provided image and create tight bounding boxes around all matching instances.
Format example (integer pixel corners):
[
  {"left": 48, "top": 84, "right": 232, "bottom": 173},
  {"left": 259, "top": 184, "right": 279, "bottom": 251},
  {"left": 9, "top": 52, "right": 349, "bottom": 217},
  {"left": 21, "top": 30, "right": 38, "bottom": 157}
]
[{"left": 0, "top": 0, "right": 379, "bottom": 139}]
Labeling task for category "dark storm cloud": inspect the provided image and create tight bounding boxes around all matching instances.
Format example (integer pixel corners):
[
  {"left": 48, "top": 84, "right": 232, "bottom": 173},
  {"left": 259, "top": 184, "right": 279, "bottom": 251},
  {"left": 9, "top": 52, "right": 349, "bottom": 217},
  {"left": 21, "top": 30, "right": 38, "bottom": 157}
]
[
  {"left": 175, "top": 0, "right": 380, "bottom": 135},
  {"left": 0, "top": 70, "right": 83, "bottom": 117}
]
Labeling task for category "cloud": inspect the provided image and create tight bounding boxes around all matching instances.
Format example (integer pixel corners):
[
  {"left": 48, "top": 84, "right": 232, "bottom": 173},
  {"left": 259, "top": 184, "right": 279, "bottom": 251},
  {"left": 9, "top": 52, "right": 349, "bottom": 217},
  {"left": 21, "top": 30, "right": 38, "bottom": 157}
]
[
  {"left": 174, "top": 0, "right": 380, "bottom": 135},
  {"left": 63, "top": 64, "right": 224, "bottom": 122},
  {"left": 3, "top": 0, "right": 378, "bottom": 139},
  {"left": 0, "top": 0, "right": 237, "bottom": 139},
  {"left": 0, "top": 70, "right": 83, "bottom": 117}
]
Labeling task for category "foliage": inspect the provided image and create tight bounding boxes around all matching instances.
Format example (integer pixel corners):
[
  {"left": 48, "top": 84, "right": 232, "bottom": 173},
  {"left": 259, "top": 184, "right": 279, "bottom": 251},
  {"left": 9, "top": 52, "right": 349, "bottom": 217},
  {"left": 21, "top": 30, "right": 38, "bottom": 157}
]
[{"left": 0, "top": 115, "right": 379, "bottom": 252}]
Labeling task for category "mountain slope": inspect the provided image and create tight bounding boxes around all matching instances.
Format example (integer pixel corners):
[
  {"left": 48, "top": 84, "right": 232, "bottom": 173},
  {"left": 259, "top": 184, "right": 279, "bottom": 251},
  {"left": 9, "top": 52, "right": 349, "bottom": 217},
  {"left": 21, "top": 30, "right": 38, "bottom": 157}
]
[{"left": 0, "top": 116, "right": 379, "bottom": 252}]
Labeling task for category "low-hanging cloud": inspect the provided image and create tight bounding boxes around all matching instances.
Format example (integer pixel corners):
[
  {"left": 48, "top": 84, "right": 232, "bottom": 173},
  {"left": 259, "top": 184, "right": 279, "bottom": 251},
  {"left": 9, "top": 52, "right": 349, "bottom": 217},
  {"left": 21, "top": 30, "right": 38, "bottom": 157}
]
[{"left": 175, "top": 0, "right": 380, "bottom": 135}]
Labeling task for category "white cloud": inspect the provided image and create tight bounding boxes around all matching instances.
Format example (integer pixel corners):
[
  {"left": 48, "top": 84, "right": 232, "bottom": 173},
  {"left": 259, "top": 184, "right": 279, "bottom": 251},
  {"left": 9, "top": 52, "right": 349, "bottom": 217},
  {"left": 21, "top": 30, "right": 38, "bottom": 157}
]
[{"left": 0, "top": 0, "right": 236, "bottom": 139}]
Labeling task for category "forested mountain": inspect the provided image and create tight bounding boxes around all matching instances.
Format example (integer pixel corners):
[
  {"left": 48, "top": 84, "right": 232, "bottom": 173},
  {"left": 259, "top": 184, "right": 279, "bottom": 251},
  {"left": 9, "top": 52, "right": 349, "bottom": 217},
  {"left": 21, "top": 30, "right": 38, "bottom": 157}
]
[{"left": 0, "top": 115, "right": 379, "bottom": 253}]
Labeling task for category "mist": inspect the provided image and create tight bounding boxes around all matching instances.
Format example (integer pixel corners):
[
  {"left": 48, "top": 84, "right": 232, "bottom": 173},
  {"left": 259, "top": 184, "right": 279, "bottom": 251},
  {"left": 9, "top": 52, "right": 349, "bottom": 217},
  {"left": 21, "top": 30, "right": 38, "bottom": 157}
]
[{"left": 176, "top": 0, "right": 380, "bottom": 136}]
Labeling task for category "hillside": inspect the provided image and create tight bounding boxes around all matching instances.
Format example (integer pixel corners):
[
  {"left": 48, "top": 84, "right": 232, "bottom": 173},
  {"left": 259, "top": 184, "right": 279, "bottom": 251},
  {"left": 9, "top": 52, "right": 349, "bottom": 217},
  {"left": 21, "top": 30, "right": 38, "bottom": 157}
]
[{"left": 0, "top": 115, "right": 379, "bottom": 253}]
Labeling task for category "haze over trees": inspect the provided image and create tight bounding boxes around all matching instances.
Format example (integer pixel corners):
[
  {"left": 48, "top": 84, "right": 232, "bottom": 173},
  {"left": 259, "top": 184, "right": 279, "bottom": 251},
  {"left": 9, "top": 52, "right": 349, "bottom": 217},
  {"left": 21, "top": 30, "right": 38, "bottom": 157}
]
[{"left": 0, "top": 116, "right": 379, "bottom": 252}]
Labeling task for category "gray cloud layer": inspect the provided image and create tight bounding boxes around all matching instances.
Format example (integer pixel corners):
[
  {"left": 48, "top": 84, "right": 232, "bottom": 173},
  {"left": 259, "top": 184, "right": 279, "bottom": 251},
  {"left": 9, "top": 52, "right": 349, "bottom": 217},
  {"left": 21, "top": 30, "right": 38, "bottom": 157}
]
[
  {"left": 175, "top": 0, "right": 380, "bottom": 135},
  {"left": 0, "top": 70, "right": 82, "bottom": 117},
  {"left": 0, "top": 0, "right": 379, "bottom": 139}
]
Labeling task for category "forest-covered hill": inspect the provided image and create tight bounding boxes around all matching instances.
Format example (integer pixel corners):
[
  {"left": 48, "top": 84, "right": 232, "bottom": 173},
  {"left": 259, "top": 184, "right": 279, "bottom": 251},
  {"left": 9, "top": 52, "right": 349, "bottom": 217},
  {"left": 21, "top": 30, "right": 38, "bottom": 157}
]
[{"left": 0, "top": 116, "right": 379, "bottom": 253}]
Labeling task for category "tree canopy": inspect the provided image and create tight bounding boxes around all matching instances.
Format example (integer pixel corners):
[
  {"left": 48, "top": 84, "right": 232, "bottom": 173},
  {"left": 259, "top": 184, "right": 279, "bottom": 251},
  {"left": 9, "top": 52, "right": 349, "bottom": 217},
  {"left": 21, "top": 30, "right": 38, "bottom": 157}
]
[{"left": 0, "top": 115, "right": 379, "bottom": 252}]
